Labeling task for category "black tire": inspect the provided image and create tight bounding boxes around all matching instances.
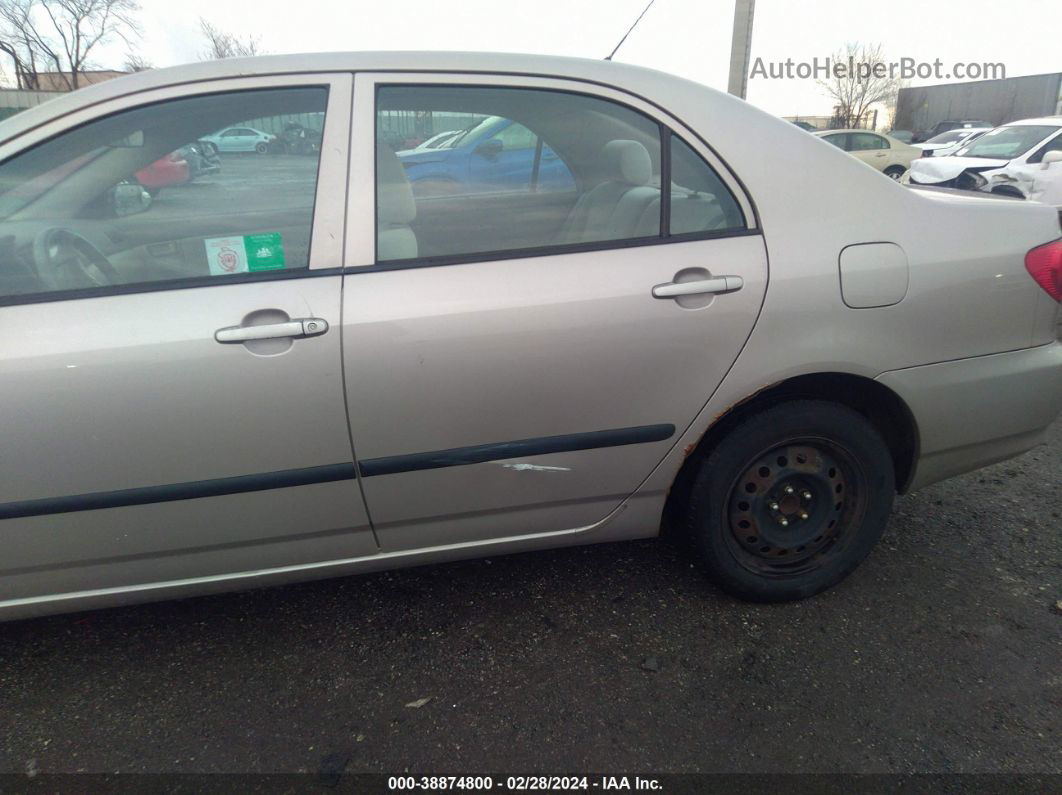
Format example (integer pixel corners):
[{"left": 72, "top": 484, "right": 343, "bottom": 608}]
[
  {"left": 682, "top": 400, "right": 894, "bottom": 602},
  {"left": 255, "top": 142, "right": 268, "bottom": 154},
  {"left": 884, "top": 165, "right": 905, "bottom": 180}
]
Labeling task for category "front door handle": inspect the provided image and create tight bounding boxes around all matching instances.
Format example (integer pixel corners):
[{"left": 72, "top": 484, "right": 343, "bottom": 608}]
[
  {"left": 215, "top": 318, "right": 329, "bottom": 344},
  {"left": 652, "top": 276, "right": 744, "bottom": 299}
]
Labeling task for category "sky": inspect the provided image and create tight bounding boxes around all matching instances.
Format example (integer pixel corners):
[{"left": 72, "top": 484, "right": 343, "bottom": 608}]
[{"left": 83, "top": 0, "right": 1062, "bottom": 118}]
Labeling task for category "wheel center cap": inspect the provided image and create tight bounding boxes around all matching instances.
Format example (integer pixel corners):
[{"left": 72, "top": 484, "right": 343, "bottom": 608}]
[{"left": 778, "top": 494, "right": 801, "bottom": 515}]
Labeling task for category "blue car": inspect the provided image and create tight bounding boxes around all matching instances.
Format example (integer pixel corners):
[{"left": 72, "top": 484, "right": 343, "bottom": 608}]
[{"left": 395, "top": 116, "right": 576, "bottom": 196}]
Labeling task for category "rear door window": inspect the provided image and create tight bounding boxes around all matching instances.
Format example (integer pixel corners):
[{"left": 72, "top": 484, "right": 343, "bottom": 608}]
[{"left": 373, "top": 83, "right": 752, "bottom": 265}]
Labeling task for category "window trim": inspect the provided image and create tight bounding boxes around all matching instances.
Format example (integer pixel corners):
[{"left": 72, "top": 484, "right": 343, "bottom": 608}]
[
  {"left": 0, "top": 266, "right": 344, "bottom": 308},
  {"left": 350, "top": 71, "right": 760, "bottom": 272},
  {"left": 355, "top": 227, "right": 761, "bottom": 274},
  {"left": 659, "top": 124, "right": 672, "bottom": 240},
  {"left": 0, "top": 72, "right": 352, "bottom": 308}
]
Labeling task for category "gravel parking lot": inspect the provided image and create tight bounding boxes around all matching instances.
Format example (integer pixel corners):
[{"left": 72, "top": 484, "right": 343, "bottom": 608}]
[{"left": 1, "top": 409, "right": 1059, "bottom": 778}]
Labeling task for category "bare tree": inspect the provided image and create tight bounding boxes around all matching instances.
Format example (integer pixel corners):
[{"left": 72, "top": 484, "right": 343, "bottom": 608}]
[
  {"left": 817, "top": 42, "right": 903, "bottom": 129},
  {"left": 199, "top": 18, "right": 260, "bottom": 60},
  {"left": 0, "top": 0, "right": 140, "bottom": 90},
  {"left": 122, "top": 49, "right": 149, "bottom": 71},
  {"left": 0, "top": 1, "right": 42, "bottom": 88}
]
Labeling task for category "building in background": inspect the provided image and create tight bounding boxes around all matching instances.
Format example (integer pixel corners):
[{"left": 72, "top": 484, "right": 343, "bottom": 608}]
[
  {"left": 783, "top": 108, "right": 877, "bottom": 132},
  {"left": 33, "top": 70, "right": 128, "bottom": 91},
  {"left": 0, "top": 88, "right": 61, "bottom": 122},
  {"left": 895, "top": 72, "right": 1062, "bottom": 138},
  {"left": 0, "top": 70, "right": 129, "bottom": 122}
]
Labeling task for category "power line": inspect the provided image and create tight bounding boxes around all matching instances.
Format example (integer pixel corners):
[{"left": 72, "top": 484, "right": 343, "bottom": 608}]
[{"left": 605, "top": 0, "right": 657, "bottom": 61}]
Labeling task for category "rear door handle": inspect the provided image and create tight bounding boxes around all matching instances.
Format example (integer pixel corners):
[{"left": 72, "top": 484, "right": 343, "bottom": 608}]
[
  {"left": 215, "top": 318, "right": 329, "bottom": 343},
  {"left": 652, "top": 276, "right": 743, "bottom": 299}
]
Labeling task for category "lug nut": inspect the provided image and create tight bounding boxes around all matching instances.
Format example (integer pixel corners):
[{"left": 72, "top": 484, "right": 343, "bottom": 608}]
[
  {"left": 799, "top": 512, "right": 809, "bottom": 520},
  {"left": 768, "top": 501, "right": 779, "bottom": 511},
  {"left": 784, "top": 485, "right": 795, "bottom": 495},
  {"left": 802, "top": 491, "right": 812, "bottom": 500},
  {"left": 778, "top": 517, "right": 789, "bottom": 527}
]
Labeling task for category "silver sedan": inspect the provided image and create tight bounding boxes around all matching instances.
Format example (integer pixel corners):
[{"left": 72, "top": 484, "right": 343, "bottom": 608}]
[{"left": 0, "top": 53, "right": 1060, "bottom": 620}]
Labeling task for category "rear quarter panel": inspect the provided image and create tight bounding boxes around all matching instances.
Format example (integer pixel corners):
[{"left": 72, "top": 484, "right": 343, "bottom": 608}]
[{"left": 599, "top": 71, "right": 1060, "bottom": 497}]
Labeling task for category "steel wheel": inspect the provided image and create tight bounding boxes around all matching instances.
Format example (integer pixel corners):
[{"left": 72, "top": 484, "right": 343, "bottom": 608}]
[{"left": 725, "top": 439, "right": 866, "bottom": 577}]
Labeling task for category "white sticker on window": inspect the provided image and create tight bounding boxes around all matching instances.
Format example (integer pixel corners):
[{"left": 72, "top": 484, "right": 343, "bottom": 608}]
[{"left": 205, "top": 236, "right": 249, "bottom": 276}]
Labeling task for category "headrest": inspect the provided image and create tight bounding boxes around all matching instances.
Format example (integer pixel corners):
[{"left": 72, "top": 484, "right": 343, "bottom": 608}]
[
  {"left": 376, "top": 142, "right": 416, "bottom": 225},
  {"left": 601, "top": 139, "right": 652, "bottom": 186}
]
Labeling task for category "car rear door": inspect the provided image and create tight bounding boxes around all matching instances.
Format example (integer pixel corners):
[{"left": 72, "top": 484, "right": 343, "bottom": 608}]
[
  {"left": 849, "top": 133, "right": 889, "bottom": 169},
  {"left": 0, "top": 74, "right": 374, "bottom": 608},
  {"left": 339, "top": 72, "right": 768, "bottom": 552}
]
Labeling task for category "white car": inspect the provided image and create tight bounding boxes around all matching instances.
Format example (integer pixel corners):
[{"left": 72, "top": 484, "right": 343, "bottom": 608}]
[
  {"left": 913, "top": 127, "right": 991, "bottom": 157},
  {"left": 905, "top": 117, "right": 1062, "bottom": 209},
  {"left": 813, "top": 129, "right": 922, "bottom": 180},
  {"left": 200, "top": 125, "right": 276, "bottom": 154}
]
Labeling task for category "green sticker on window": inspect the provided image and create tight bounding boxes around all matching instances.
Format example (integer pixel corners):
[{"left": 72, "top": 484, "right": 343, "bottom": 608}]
[{"left": 244, "top": 233, "right": 286, "bottom": 271}]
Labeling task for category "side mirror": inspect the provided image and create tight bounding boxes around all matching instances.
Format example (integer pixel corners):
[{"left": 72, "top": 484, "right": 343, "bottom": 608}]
[
  {"left": 1042, "top": 150, "right": 1062, "bottom": 169},
  {"left": 476, "top": 138, "right": 504, "bottom": 158},
  {"left": 111, "top": 182, "right": 152, "bottom": 217}
]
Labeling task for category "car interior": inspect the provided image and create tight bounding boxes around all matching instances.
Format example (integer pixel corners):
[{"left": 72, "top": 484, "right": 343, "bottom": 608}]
[
  {"left": 376, "top": 85, "right": 744, "bottom": 261},
  {"left": 0, "top": 83, "right": 745, "bottom": 299},
  {"left": 0, "top": 87, "right": 326, "bottom": 298}
]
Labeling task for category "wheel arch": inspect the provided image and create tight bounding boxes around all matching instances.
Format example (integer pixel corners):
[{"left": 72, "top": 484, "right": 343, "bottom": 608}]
[
  {"left": 990, "top": 185, "right": 1025, "bottom": 199},
  {"left": 665, "top": 372, "right": 920, "bottom": 529}
]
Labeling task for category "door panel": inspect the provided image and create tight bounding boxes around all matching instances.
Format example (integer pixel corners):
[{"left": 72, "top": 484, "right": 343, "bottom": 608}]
[
  {"left": 0, "top": 73, "right": 367, "bottom": 605},
  {"left": 342, "top": 236, "right": 768, "bottom": 550},
  {"left": 0, "top": 278, "right": 374, "bottom": 600}
]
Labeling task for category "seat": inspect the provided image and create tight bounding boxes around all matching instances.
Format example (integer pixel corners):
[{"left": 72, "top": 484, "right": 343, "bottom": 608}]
[
  {"left": 555, "top": 140, "right": 660, "bottom": 245},
  {"left": 376, "top": 143, "right": 418, "bottom": 260}
]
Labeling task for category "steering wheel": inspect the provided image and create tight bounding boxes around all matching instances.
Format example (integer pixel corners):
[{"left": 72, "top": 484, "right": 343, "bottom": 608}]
[{"left": 31, "top": 227, "right": 121, "bottom": 291}]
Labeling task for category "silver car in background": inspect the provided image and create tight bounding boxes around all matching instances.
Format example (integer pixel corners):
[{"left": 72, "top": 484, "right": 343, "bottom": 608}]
[{"left": 0, "top": 53, "right": 1060, "bottom": 620}]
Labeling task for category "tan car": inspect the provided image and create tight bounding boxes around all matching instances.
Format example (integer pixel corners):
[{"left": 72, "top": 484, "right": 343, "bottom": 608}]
[
  {"left": 815, "top": 129, "right": 922, "bottom": 179},
  {"left": 0, "top": 53, "right": 1060, "bottom": 620}
]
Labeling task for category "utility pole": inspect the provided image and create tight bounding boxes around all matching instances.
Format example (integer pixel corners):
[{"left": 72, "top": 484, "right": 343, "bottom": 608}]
[{"left": 727, "top": 0, "right": 756, "bottom": 99}]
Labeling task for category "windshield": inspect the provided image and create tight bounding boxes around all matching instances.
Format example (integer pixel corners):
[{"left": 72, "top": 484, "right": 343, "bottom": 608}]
[
  {"left": 956, "top": 125, "right": 1060, "bottom": 159},
  {"left": 417, "top": 130, "right": 461, "bottom": 150},
  {"left": 926, "top": 129, "right": 974, "bottom": 145}
]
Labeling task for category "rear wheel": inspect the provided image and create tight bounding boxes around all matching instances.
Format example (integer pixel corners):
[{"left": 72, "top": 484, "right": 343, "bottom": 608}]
[{"left": 682, "top": 400, "right": 894, "bottom": 602}]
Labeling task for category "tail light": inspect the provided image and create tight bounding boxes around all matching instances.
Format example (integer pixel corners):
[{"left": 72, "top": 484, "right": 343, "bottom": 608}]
[{"left": 1025, "top": 240, "right": 1062, "bottom": 302}]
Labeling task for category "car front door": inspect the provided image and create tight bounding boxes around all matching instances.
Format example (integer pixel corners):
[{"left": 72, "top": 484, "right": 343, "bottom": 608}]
[
  {"left": 218, "top": 128, "right": 244, "bottom": 152},
  {"left": 0, "top": 74, "right": 373, "bottom": 609},
  {"left": 340, "top": 73, "right": 767, "bottom": 551},
  {"left": 1008, "top": 129, "right": 1062, "bottom": 199}
]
